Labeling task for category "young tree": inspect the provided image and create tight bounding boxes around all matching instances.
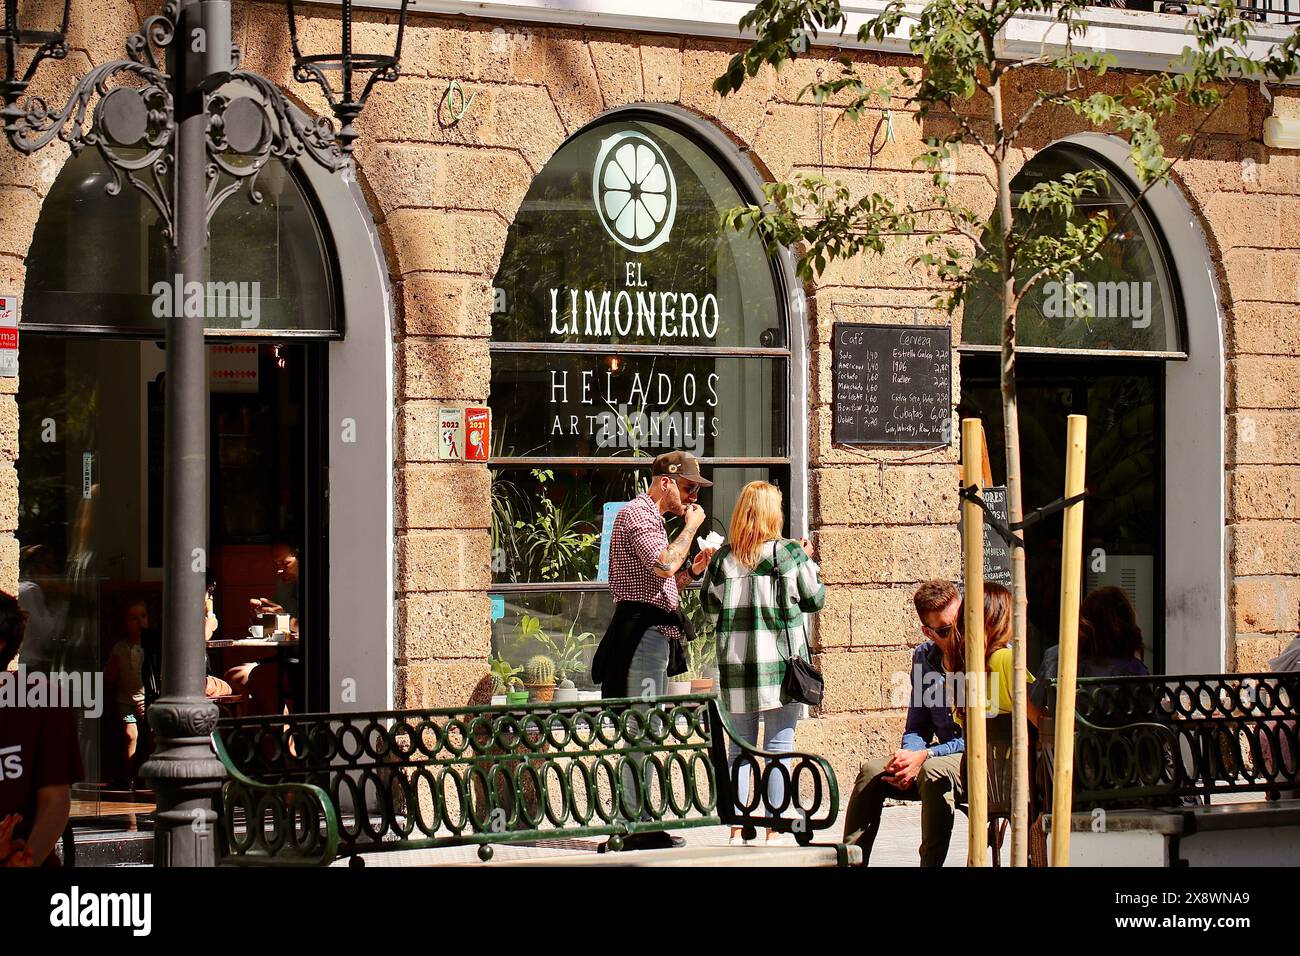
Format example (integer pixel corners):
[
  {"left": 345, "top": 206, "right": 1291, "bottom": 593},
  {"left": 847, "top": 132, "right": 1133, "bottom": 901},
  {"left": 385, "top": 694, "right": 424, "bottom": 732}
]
[{"left": 714, "top": 0, "right": 1300, "bottom": 865}]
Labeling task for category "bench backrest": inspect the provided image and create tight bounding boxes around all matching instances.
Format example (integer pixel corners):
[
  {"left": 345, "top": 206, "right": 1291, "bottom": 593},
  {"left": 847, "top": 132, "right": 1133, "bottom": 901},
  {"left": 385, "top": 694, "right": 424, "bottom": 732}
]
[
  {"left": 213, "top": 695, "right": 842, "bottom": 862},
  {"left": 1047, "top": 672, "right": 1299, "bottom": 807}
]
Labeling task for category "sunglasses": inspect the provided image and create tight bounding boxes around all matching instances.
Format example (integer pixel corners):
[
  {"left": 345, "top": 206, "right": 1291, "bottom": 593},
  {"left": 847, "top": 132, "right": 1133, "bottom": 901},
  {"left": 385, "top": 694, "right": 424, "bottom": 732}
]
[
  {"left": 926, "top": 622, "right": 956, "bottom": 640},
  {"left": 665, "top": 475, "right": 700, "bottom": 498}
]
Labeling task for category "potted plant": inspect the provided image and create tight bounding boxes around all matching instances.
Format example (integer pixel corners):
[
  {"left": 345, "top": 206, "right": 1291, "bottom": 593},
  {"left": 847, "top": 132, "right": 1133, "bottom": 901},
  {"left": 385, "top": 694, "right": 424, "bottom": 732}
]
[
  {"left": 536, "top": 618, "right": 597, "bottom": 704},
  {"left": 687, "top": 633, "right": 717, "bottom": 694},
  {"left": 489, "top": 655, "right": 526, "bottom": 706},
  {"left": 522, "top": 655, "right": 557, "bottom": 703},
  {"left": 666, "top": 672, "right": 693, "bottom": 696}
]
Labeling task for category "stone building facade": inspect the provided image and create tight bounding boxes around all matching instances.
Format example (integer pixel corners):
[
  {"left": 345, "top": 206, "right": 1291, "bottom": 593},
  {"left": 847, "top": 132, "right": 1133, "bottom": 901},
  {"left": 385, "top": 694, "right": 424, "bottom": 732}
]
[{"left": 2, "top": 0, "right": 1298, "bottom": 787}]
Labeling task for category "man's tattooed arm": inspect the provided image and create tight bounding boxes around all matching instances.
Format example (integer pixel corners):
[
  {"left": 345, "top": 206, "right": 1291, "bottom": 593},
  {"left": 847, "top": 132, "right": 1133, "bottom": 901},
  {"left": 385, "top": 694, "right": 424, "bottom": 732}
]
[{"left": 653, "top": 528, "right": 695, "bottom": 579}]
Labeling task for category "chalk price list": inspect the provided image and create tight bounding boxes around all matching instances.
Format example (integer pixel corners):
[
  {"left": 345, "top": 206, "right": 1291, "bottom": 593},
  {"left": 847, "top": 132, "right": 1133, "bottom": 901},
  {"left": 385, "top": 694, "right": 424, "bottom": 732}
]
[{"left": 833, "top": 324, "right": 952, "bottom": 445}]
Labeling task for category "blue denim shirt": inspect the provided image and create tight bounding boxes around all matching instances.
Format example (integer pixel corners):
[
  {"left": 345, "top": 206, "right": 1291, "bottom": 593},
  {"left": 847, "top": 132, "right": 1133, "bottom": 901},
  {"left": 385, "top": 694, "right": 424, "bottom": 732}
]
[{"left": 900, "top": 641, "right": 965, "bottom": 757}]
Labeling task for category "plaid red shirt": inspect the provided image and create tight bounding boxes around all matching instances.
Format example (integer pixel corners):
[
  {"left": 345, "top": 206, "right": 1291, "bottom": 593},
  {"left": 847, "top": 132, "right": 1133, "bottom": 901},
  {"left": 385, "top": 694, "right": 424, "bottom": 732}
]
[{"left": 608, "top": 492, "right": 683, "bottom": 640}]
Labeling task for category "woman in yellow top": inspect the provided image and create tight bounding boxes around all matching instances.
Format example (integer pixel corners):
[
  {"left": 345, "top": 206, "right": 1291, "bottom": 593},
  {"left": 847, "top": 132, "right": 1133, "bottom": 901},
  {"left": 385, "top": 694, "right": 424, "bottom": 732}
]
[{"left": 944, "top": 582, "right": 1043, "bottom": 728}]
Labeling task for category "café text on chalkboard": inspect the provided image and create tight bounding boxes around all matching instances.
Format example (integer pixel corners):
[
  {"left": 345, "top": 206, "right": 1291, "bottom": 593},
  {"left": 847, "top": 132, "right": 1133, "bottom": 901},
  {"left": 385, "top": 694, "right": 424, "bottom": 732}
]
[{"left": 832, "top": 322, "right": 952, "bottom": 446}]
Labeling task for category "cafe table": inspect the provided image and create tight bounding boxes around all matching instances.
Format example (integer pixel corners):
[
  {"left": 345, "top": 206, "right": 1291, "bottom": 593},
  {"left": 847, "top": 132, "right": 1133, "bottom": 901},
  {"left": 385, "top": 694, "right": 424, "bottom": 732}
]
[{"left": 206, "top": 635, "right": 303, "bottom": 714}]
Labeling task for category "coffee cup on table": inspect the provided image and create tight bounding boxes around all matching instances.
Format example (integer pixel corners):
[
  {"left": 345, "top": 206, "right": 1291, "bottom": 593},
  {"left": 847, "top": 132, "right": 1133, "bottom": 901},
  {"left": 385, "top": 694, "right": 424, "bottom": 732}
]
[{"left": 248, "top": 625, "right": 264, "bottom": 639}]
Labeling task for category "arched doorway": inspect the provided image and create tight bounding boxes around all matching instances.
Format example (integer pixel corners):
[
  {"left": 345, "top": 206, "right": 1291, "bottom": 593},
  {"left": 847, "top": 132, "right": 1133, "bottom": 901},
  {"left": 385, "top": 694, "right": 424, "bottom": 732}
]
[
  {"left": 959, "top": 135, "right": 1224, "bottom": 674},
  {"left": 486, "top": 104, "right": 806, "bottom": 686},
  {"left": 16, "top": 104, "right": 394, "bottom": 795}
]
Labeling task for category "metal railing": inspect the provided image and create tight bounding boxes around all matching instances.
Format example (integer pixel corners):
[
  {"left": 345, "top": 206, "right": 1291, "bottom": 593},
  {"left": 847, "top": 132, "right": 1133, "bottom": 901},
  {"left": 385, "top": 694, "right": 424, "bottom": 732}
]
[
  {"left": 1092, "top": 0, "right": 1300, "bottom": 25},
  {"left": 1042, "top": 672, "right": 1300, "bottom": 809}
]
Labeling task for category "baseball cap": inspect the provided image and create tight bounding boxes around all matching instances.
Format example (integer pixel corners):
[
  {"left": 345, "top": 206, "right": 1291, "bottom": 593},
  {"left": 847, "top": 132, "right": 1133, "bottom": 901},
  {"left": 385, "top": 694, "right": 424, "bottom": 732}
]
[{"left": 651, "top": 451, "right": 713, "bottom": 488}]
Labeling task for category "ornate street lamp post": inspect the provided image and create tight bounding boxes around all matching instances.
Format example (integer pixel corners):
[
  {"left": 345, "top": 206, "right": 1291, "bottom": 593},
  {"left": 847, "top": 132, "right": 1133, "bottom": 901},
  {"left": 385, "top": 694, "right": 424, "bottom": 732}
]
[{"left": 1, "top": 0, "right": 409, "bottom": 867}]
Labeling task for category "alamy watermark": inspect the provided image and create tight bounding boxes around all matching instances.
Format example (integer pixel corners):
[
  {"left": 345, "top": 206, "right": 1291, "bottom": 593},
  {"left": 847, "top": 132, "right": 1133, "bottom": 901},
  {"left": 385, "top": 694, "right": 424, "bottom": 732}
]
[
  {"left": 595, "top": 404, "right": 707, "bottom": 456},
  {"left": 151, "top": 273, "right": 261, "bottom": 328},
  {"left": 889, "top": 664, "right": 1005, "bottom": 715},
  {"left": 1042, "top": 271, "right": 1152, "bottom": 330},
  {"left": 0, "top": 666, "right": 103, "bottom": 719}
]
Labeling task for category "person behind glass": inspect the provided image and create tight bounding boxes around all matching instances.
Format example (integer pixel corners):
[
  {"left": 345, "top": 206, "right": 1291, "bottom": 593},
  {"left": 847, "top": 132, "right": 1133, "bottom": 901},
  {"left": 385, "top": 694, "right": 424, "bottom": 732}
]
[
  {"left": 103, "top": 600, "right": 149, "bottom": 785},
  {"left": 841, "top": 580, "right": 965, "bottom": 866},
  {"left": 591, "top": 450, "right": 717, "bottom": 851},
  {"left": 229, "top": 542, "right": 300, "bottom": 716},
  {"left": 17, "top": 545, "right": 67, "bottom": 673},
  {"left": 140, "top": 580, "right": 233, "bottom": 718},
  {"left": 248, "top": 541, "right": 300, "bottom": 630},
  {"left": 0, "top": 590, "right": 82, "bottom": 867},
  {"left": 700, "top": 480, "right": 824, "bottom": 846},
  {"left": 1029, "top": 585, "right": 1150, "bottom": 713}
]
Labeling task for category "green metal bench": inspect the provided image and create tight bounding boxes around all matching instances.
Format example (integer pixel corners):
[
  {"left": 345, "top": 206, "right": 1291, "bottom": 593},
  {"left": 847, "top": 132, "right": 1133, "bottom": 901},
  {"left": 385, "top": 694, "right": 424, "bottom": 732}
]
[
  {"left": 1041, "top": 672, "right": 1300, "bottom": 808},
  {"left": 212, "top": 694, "right": 850, "bottom": 866}
]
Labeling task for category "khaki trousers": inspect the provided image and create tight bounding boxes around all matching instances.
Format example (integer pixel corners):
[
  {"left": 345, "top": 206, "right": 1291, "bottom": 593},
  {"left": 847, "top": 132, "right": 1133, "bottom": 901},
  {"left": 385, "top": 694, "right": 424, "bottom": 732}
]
[{"left": 841, "top": 752, "right": 965, "bottom": 866}]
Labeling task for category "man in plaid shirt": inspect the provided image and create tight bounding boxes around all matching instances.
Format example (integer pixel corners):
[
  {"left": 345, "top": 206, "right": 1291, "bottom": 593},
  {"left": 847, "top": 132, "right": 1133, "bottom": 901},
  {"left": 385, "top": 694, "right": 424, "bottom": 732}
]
[{"left": 592, "top": 450, "right": 717, "bottom": 851}]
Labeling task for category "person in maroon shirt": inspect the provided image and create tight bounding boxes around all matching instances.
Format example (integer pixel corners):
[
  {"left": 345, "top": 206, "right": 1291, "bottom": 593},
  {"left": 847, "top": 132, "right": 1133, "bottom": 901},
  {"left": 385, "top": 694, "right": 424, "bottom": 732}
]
[{"left": 0, "top": 590, "right": 82, "bottom": 867}]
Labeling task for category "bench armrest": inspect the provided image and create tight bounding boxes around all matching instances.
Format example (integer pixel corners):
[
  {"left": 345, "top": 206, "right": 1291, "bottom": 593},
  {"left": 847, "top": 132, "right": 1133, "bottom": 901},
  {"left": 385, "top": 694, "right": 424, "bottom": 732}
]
[
  {"left": 213, "top": 733, "right": 341, "bottom": 866},
  {"left": 1040, "top": 714, "right": 1180, "bottom": 806},
  {"left": 708, "top": 702, "right": 841, "bottom": 843}
]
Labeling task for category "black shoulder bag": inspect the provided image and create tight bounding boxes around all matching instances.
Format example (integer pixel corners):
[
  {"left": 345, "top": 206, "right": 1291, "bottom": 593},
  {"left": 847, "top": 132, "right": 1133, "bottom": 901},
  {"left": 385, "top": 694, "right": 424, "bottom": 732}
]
[{"left": 770, "top": 542, "right": 824, "bottom": 707}]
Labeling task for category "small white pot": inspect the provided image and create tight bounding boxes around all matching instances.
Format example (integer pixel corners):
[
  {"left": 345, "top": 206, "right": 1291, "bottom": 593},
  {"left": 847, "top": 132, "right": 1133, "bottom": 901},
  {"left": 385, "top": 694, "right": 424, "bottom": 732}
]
[
  {"left": 490, "top": 695, "right": 506, "bottom": 706},
  {"left": 666, "top": 680, "right": 693, "bottom": 696},
  {"left": 553, "top": 686, "right": 579, "bottom": 703},
  {"left": 577, "top": 690, "right": 602, "bottom": 702}
]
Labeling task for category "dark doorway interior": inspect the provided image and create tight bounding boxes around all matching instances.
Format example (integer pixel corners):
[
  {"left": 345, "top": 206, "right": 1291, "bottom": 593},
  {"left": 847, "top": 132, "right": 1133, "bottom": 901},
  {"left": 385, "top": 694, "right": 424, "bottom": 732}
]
[
  {"left": 959, "top": 355, "right": 1164, "bottom": 673},
  {"left": 16, "top": 337, "right": 327, "bottom": 803}
]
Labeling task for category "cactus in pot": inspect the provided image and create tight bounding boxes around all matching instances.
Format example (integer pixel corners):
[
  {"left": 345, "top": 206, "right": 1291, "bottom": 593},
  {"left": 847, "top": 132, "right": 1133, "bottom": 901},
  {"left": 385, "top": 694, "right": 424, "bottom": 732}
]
[{"left": 523, "top": 654, "right": 557, "bottom": 703}]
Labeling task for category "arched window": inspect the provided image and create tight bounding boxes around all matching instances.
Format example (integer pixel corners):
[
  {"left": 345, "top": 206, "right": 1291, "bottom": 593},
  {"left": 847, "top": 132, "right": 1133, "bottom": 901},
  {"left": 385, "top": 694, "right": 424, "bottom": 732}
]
[
  {"left": 24, "top": 147, "right": 337, "bottom": 336},
  {"left": 488, "top": 106, "right": 801, "bottom": 687},
  {"left": 959, "top": 142, "right": 1187, "bottom": 672},
  {"left": 962, "top": 143, "right": 1184, "bottom": 357}
]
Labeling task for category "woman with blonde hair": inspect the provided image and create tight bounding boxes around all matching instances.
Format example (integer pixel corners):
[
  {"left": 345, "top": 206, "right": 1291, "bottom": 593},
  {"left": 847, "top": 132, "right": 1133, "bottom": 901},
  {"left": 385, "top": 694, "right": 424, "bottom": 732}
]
[{"left": 701, "top": 481, "right": 825, "bottom": 845}]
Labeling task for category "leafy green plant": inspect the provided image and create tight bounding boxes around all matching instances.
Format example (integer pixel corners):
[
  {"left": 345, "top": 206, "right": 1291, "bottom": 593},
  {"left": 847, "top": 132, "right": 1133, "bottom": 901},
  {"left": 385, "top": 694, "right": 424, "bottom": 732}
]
[
  {"left": 488, "top": 655, "right": 523, "bottom": 695},
  {"left": 513, "top": 469, "right": 600, "bottom": 582},
  {"left": 541, "top": 621, "right": 598, "bottom": 684}
]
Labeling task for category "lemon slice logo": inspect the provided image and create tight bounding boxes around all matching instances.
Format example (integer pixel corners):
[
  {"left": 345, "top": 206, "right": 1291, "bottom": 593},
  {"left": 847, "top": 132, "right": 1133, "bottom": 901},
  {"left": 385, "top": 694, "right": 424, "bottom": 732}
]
[{"left": 593, "top": 131, "right": 677, "bottom": 253}]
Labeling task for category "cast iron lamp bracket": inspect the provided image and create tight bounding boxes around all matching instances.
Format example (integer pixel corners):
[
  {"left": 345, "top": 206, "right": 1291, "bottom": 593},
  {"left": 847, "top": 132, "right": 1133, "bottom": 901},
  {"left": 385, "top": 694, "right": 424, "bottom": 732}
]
[{"left": 1, "top": 0, "right": 355, "bottom": 244}]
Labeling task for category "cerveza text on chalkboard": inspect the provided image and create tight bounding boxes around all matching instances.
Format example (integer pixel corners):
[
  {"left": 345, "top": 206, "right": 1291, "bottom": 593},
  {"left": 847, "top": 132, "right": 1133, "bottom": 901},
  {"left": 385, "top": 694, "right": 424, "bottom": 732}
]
[{"left": 832, "top": 322, "right": 953, "bottom": 446}]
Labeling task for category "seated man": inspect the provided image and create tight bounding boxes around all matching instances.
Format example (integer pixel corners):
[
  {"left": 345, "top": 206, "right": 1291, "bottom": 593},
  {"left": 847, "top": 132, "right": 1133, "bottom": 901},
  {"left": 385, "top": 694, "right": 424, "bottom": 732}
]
[{"left": 843, "top": 580, "right": 964, "bottom": 866}]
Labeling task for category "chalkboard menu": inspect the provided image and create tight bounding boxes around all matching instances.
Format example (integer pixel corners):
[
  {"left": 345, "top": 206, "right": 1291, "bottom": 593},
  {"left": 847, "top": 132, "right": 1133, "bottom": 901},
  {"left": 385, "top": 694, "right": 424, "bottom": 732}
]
[
  {"left": 960, "top": 485, "right": 1012, "bottom": 589},
  {"left": 832, "top": 323, "right": 952, "bottom": 446}
]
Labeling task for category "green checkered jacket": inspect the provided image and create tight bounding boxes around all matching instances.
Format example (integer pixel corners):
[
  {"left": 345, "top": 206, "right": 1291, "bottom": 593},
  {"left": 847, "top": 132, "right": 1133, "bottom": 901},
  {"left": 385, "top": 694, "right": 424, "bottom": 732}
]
[{"left": 700, "top": 539, "right": 826, "bottom": 714}]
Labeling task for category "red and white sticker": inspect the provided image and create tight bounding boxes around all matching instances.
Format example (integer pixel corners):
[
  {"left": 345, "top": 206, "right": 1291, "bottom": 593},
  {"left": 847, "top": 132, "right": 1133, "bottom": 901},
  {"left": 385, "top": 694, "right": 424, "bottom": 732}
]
[
  {"left": 0, "top": 295, "right": 17, "bottom": 377},
  {"left": 464, "top": 406, "right": 491, "bottom": 461}
]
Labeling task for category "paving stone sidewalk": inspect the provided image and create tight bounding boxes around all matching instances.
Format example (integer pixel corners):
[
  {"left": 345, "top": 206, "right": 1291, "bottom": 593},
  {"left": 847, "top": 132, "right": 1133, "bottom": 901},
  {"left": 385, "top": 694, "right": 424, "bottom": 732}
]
[{"left": 336, "top": 802, "right": 1005, "bottom": 867}]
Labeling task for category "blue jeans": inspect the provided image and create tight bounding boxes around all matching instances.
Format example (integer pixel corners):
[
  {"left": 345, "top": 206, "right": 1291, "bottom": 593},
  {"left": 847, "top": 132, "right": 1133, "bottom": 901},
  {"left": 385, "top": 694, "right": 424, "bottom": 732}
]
[
  {"left": 621, "top": 629, "right": 669, "bottom": 819},
  {"left": 726, "top": 702, "right": 803, "bottom": 815}
]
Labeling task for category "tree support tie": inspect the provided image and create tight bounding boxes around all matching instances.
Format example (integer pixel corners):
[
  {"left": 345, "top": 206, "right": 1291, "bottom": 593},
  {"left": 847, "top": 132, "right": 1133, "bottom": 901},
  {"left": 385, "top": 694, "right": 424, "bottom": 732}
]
[{"left": 958, "top": 485, "right": 1089, "bottom": 550}]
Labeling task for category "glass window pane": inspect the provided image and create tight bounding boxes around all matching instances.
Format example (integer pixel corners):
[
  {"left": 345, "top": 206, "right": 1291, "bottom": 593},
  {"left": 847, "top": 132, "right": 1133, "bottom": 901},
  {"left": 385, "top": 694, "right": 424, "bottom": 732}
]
[
  {"left": 960, "top": 357, "right": 1161, "bottom": 668},
  {"left": 490, "top": 590, "right": 611, "bottom": 692},
  {"left": 489, "top": 588, "right": 724, "bottom": 693},
  {"left": 17, "top": 338, "right": 320, "bottom": 802},
  {"left": 962, "top": 145, "right": 1181, "bottom": 353},
  {"left": 492, "top": 117, "right": 784, "bottom": 348},
  {"left": 492, "top": 465, "right": 788, "bottom": 584},
  {"left": 490, "top": 351, "right": 786, "bottom": 458},
  {"left": 23, "top": 149, "right": 336, "bottom": 335}
]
